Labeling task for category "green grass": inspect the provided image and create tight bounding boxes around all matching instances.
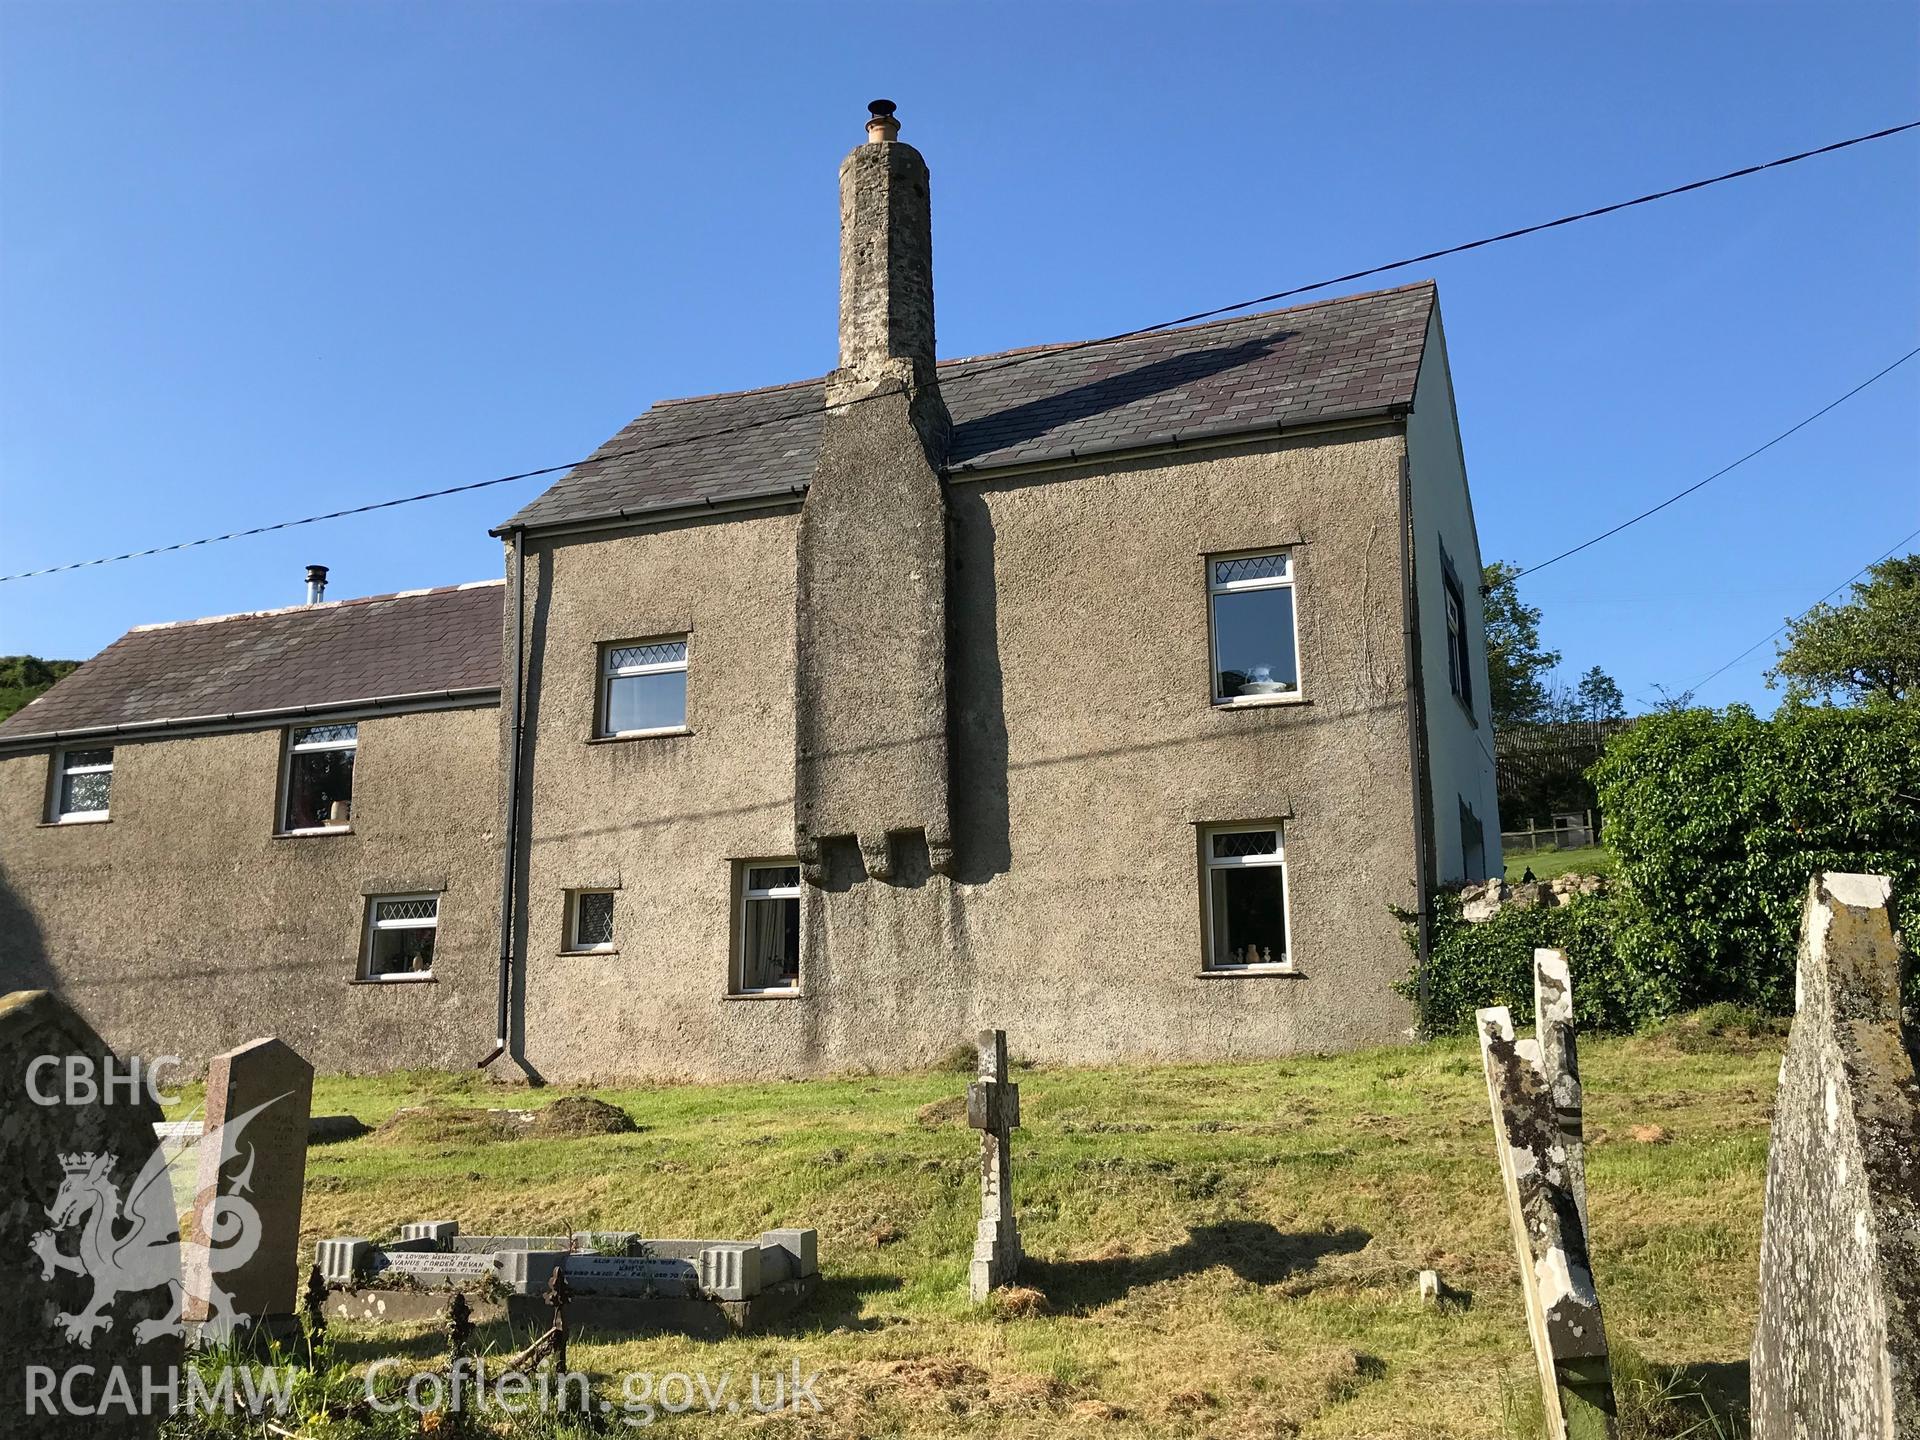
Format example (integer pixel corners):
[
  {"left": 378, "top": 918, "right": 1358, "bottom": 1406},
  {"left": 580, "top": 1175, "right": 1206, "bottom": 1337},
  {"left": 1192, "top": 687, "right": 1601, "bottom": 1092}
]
[
  {"left": 1504, "top": 844, "right": 1617, "bottom": 881},
  {"left": 165, "top": 1026, "right": 1771, "bottom": 1438}
]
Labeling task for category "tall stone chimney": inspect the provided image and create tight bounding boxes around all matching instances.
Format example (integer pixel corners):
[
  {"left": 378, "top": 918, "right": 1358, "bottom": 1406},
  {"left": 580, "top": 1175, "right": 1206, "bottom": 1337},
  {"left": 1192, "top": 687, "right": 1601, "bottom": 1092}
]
[{"left": 794, "top": 101, "right": 954, "bottom": 883}]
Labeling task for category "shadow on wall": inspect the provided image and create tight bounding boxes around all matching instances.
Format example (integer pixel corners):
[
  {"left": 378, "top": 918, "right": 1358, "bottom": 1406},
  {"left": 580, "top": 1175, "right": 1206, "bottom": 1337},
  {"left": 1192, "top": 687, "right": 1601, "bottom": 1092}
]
[
  {"left": 0, "top": 856, "right": 55, "bottom": 996},
  {"left": 947, "top": 493, "right": 1011, "bottom": 886},
  {"left": 948, "top": 335, "right": 1291, "bottom": 463},
  {"left": 1025, "top": 1220, "right": 1372, "bottom": 1315}
]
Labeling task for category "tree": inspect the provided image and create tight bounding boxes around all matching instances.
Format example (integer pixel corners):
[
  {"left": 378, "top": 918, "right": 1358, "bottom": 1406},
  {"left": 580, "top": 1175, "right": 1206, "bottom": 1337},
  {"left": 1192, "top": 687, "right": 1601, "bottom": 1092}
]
[
  {"left": 1481, "top": 562, "right": 1561, "bottom": 729},
  {"left": 0, "top": 655, "right": 79, "bottom": 724},
  {"left": 1768, "top": 553, "right": 1920, "bottom": 706},
  {"left": 1573, "top": 665, "right": 1625, "bottom": 723}
]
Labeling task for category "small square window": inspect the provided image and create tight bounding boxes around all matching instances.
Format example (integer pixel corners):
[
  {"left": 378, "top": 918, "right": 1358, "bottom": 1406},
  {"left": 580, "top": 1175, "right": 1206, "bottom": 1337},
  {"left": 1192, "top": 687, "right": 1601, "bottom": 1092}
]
[
  {"left": 566, "top": 890, "right": 617, "bottom": 953},
  {"left": 282, "top": 723, "right": 356, "bottom": 832},
  {"left": 1202, "top": 824, "right": 1292, "bottom": 971},
  {"left": 52, "top": 748, "right": 113, "bottom": 822},
  {"left": 363, "top": 894, "right": 438, "bottom": 980},
  {"left": 1208, "top": 551, "right": 1300, "bottom": 703},
  {"left": 735, "top": 862, "right": 801, "bottom": 993},
  {"left": 599, "top": 638, "right": 688, "bottom": 737}
]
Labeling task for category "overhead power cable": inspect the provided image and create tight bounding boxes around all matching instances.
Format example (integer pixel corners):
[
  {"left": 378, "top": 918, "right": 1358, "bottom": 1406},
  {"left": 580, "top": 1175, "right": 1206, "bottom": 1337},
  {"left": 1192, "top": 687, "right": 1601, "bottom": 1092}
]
[
  {"left": 1688, "top": 523, "right": 1920, "bottom": 696},
  {"left": 1506, "top": 344, "right": 1920, "bottom": 584},
  {"left": 2, "top": 118, "right": 1915, "bottom": 586}
]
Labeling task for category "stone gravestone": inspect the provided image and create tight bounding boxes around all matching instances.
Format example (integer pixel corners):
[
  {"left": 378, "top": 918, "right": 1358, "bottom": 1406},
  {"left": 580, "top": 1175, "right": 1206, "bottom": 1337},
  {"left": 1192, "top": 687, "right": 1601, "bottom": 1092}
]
[
  {"left": 966, "top": 1028, "right": 1022, "bottom": 1301},
  {"left": 1478, "top": 1003, "right": 1616, "bottom": 1439},
  {"left": 181, "top": 1037, "right": 314, "bottom": 1341},
  {"left": 1, "top": 989, "right": 180, "bottom": 1438},
  {"left": 1750, "top": 873, "right": 1919, "bottom": 1438},
  {"left": 1533, "top": 947, "right": 1590, "bottom": 1237}
]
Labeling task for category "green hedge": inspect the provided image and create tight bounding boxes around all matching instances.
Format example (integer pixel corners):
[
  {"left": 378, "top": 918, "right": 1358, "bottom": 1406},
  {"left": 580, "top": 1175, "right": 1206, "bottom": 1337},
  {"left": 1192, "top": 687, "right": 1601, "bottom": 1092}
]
[{"left": 1405, "top": 701, "right": 1919, "bottom": 1036}]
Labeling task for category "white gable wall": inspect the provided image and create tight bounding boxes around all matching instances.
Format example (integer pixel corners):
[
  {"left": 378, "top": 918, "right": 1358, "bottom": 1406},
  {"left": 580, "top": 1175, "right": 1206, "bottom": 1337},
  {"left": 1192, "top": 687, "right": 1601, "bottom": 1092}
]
[{"left": 1406, "top": 306, "right": 1502, "bottom": 884}]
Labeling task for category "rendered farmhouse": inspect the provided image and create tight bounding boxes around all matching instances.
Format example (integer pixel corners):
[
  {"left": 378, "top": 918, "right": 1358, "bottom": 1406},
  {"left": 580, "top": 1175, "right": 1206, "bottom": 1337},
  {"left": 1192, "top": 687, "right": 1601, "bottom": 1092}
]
[{"left": 0, "top": 105, "right": 1499, "bottom": 1079}]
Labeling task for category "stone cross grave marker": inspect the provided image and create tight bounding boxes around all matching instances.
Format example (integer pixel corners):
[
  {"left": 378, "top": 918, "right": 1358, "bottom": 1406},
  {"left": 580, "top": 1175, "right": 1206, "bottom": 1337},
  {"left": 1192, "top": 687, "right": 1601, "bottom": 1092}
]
[
  {"left": 1479, "top": 999, "right": 1616, "bottom": 1439},
  {"left": 182, "top": 1037, "right": 314, "bottom": 1341},
  {"left": 1, "top": 989, "right": 181, "bottom": 1438},
  {"left": 1750, "top": 873, "right": 1919, "bottom": 1438},
  {"left": 1533, "top": 947, "right": 1590, "bottom": 1238},
  {"left": 966, "top": 1028, "right": 1022, "bottom": 1301}
]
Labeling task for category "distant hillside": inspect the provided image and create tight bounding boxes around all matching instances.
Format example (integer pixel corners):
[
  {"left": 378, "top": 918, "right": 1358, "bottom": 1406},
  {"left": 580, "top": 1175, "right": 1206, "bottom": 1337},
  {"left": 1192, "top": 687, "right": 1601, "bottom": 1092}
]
[{"left": 0, "top": 656, "right": 80, "bottom": 724}]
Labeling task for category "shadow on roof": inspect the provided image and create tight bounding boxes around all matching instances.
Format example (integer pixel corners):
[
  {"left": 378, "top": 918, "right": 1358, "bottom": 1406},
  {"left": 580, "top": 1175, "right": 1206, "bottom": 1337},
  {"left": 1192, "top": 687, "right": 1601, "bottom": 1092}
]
[{"left": 949, "top": 333, "right": 1289, "bottom": 464}]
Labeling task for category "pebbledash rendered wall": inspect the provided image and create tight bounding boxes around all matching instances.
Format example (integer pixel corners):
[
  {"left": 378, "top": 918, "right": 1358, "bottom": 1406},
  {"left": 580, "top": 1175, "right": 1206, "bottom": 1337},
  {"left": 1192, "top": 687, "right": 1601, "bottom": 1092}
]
[
  {"left": 0, "top": 706, "right": 499, "bottom": 1072},
  {"left": 509, "top": 420, "right": 1424, "bottom": 1082}
]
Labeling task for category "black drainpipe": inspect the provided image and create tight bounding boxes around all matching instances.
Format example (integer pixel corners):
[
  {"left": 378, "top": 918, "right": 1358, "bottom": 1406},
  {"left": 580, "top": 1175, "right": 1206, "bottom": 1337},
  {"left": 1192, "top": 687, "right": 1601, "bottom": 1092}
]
[{"left": 478, "top": 526, "right": 528, "bottom": 1069}]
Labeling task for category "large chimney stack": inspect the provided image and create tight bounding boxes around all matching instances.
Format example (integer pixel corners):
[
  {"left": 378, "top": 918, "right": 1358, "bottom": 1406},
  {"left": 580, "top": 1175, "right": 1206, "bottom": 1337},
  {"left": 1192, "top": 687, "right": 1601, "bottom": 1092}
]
[{"left": 793, "top": 102, "right": 954, "bottom": 884}]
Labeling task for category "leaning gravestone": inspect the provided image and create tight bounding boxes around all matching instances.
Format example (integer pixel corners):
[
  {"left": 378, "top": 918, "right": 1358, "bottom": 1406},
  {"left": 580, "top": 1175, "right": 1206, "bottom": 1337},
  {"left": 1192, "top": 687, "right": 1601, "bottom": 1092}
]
[
  {"left": 1, "top": 989, "right": 180, "bottom": 1438},
  {"left": 967, "top": 1028, "right": 1022, "bottom": 1301},
  {"left": 1479, "top": 1001, "right": 1616, "bottom": 1439},
  {"left": 1750, "top": 873, "right": 1919, "bottom": 1438},
  {"left": 181, "top": 1037, "right": 314, "bottom": 1342}
]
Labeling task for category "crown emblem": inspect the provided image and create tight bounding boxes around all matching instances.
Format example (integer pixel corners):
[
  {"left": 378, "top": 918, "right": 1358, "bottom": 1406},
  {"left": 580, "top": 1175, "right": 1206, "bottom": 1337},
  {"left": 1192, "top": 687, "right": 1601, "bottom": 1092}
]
[{"left": 58, "top": 1151, "right": 102, "bottom": 1174}]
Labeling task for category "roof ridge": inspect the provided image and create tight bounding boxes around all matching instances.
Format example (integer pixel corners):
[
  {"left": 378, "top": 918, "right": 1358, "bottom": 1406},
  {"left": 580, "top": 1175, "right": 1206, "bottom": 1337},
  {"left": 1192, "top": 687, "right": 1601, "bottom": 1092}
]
[
  {"left": 127, "top": 578, "right": 503, "bottom": 634},
  {"left": 649, "top": 280, "right": 1437, "bottom": 410}
]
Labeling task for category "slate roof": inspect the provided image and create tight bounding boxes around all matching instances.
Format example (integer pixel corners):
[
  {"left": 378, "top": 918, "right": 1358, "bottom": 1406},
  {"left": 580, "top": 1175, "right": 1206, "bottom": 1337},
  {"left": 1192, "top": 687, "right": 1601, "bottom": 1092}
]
[
  {"left": 500, "top": 281, "right": 1436, "bottom": 533},
  {"left": 0, "top": 582, "right": 503, "bottom": 744}
]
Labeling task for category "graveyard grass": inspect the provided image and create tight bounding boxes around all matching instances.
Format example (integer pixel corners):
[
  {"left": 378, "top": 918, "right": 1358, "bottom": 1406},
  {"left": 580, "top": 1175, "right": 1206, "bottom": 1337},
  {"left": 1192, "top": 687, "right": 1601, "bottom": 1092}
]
[
  {"left": 168, "top": 1020, "right": 1776, "bottom": 1439},
  {"left": 1502, "top": 845, "right": 1616, "bottom": 881}
]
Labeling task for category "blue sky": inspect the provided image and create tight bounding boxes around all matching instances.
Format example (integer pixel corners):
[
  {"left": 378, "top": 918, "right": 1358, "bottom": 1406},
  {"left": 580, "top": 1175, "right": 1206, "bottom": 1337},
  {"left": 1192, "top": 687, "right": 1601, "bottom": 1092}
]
[{"left": 2, "top": 1, "right": 1915, "bottom": 712}]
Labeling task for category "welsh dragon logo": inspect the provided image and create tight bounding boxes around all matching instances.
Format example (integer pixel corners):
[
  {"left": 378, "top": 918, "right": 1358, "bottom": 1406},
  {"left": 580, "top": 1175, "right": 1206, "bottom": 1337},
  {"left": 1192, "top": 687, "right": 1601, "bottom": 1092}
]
[{"left": 30, "top": 1094, "right": 289, "bottom": 1347}]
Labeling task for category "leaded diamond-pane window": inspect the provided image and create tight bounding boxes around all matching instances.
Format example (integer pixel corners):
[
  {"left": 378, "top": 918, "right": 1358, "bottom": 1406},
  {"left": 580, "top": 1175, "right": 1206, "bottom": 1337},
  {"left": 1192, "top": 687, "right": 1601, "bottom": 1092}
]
[
  {"left": 54, "top": 748, "right": 113, "bottom": 821},
  {"left": 1202, "top": 826, "right": 1291, "bottom": 971},
  {"left": 1208, "top": 549, "right": 1299, "bottom": 702},
  {"left": 365, "top": 894, "right": 438, "bottom": 979},
  {"left": 607, "top": 641, "right": 687, "bottom": 672},
  {"left": 569, "top": 891, "right": 616, "bottom": 951},
  {"left": 1213, "top": 553, "right": 1290, "bottom": 587},
  {"left": 599, "top": 636, "right": 688, "bottom": 736},
  {"left": 1212, "top": 830, "right": 1279, "bottom": 860},
  {"left": 737, "top": 862, "right": 801, "bottom": 993}
]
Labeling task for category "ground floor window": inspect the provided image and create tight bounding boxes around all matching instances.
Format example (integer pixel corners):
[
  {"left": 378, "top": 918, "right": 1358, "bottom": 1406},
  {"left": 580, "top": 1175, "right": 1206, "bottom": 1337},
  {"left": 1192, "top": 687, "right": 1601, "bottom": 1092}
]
[
  {"left": 1203, "top": 824, "right": 1292, "bottom": 970},
  {"left": 566, "top": 890, "right": 617, "bottom": 953},
  {"left": 736, "top": 863, "right": 801, "bottom": 993},
  {"left": 1459, "top": 798, "right": 1487, "bottom": 883},
  {"left": 363, "top": 894, "right": 438, "bottom": 980}
]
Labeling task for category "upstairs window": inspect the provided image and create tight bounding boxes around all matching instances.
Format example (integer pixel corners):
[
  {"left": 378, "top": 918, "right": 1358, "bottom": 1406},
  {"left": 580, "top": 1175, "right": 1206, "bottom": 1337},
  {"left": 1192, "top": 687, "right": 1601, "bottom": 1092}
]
[
  {"left": 565, "top": 890, "right": 617, "bottom": 954},
  {"left": 1209, "top": 551, "right": 1300, "bottom": 703},
  {"left": 1442, "top": 554, "right": 1473, "bottom": 713},
  {"left": 599, "top": 638, "right": 688, "bottom": 737},
  {"left": 1202, "top": 824, "right": 1292, "bottom": 971},
  {"left": 52, "top": 748, "right": 113, "bottom": 823},
  {"left": 735, "top": 863, "right": 801, "bottom": 994},
  {"left": 282, "top": 723, "right": 357, "bottom": 832},
  {"left": 363, "top": 895, "right": 438, "bottom": 980}
]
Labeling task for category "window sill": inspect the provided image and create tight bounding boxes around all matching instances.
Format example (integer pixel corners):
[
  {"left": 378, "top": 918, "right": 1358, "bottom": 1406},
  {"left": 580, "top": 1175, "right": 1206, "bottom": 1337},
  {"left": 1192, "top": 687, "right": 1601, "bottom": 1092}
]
[
  {"left": 1197, "top": 965, "right": 1304, "bottom": 979},
  {"left": 349, "top": 973, "right": 437, "bottom": 986},
  {"left": 1212, "top": 694, "right": 1310, "bottom": 711},
  {"left": 724, "top": 989, "right": 804, "bottom": 1001},
  {"left": 558, "top": 947, "right": 619, "bottom": 958},
  {"left": 38, "top": 815, "right": 111, "bottom": 828},
  {"left": 588, "top": 727, "right": 693, "bottom": 745},
  {"left": 277, "top": 826, "right": 353, "bottom": 839}
]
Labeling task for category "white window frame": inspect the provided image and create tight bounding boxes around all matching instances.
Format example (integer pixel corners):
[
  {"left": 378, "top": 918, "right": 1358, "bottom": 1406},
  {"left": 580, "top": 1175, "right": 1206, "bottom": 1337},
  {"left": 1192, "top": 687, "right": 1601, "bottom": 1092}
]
[
  {"left": 51, "top": 748, "right": 114, "bottom": 824},
  {"left": 279, "top": 723, "right": 358, "bottom": 834},
  {"left": 733, "top": 861, "right": 802, "bottom": 996},
  {"left": 1207, "top": 549, "right": 1304, "bottom": 707},
  {"left": 598, "top": 637, "right": 689, "bottom": 738},
  {"left": 1201, "top": 823, "right": 1295, "bottom": 973},
  {"left": 361, "top": 893, "right": 439, "bottom": 982},
  {"left": 564, "top": 889, "right": 618, "bottom": 955}
]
